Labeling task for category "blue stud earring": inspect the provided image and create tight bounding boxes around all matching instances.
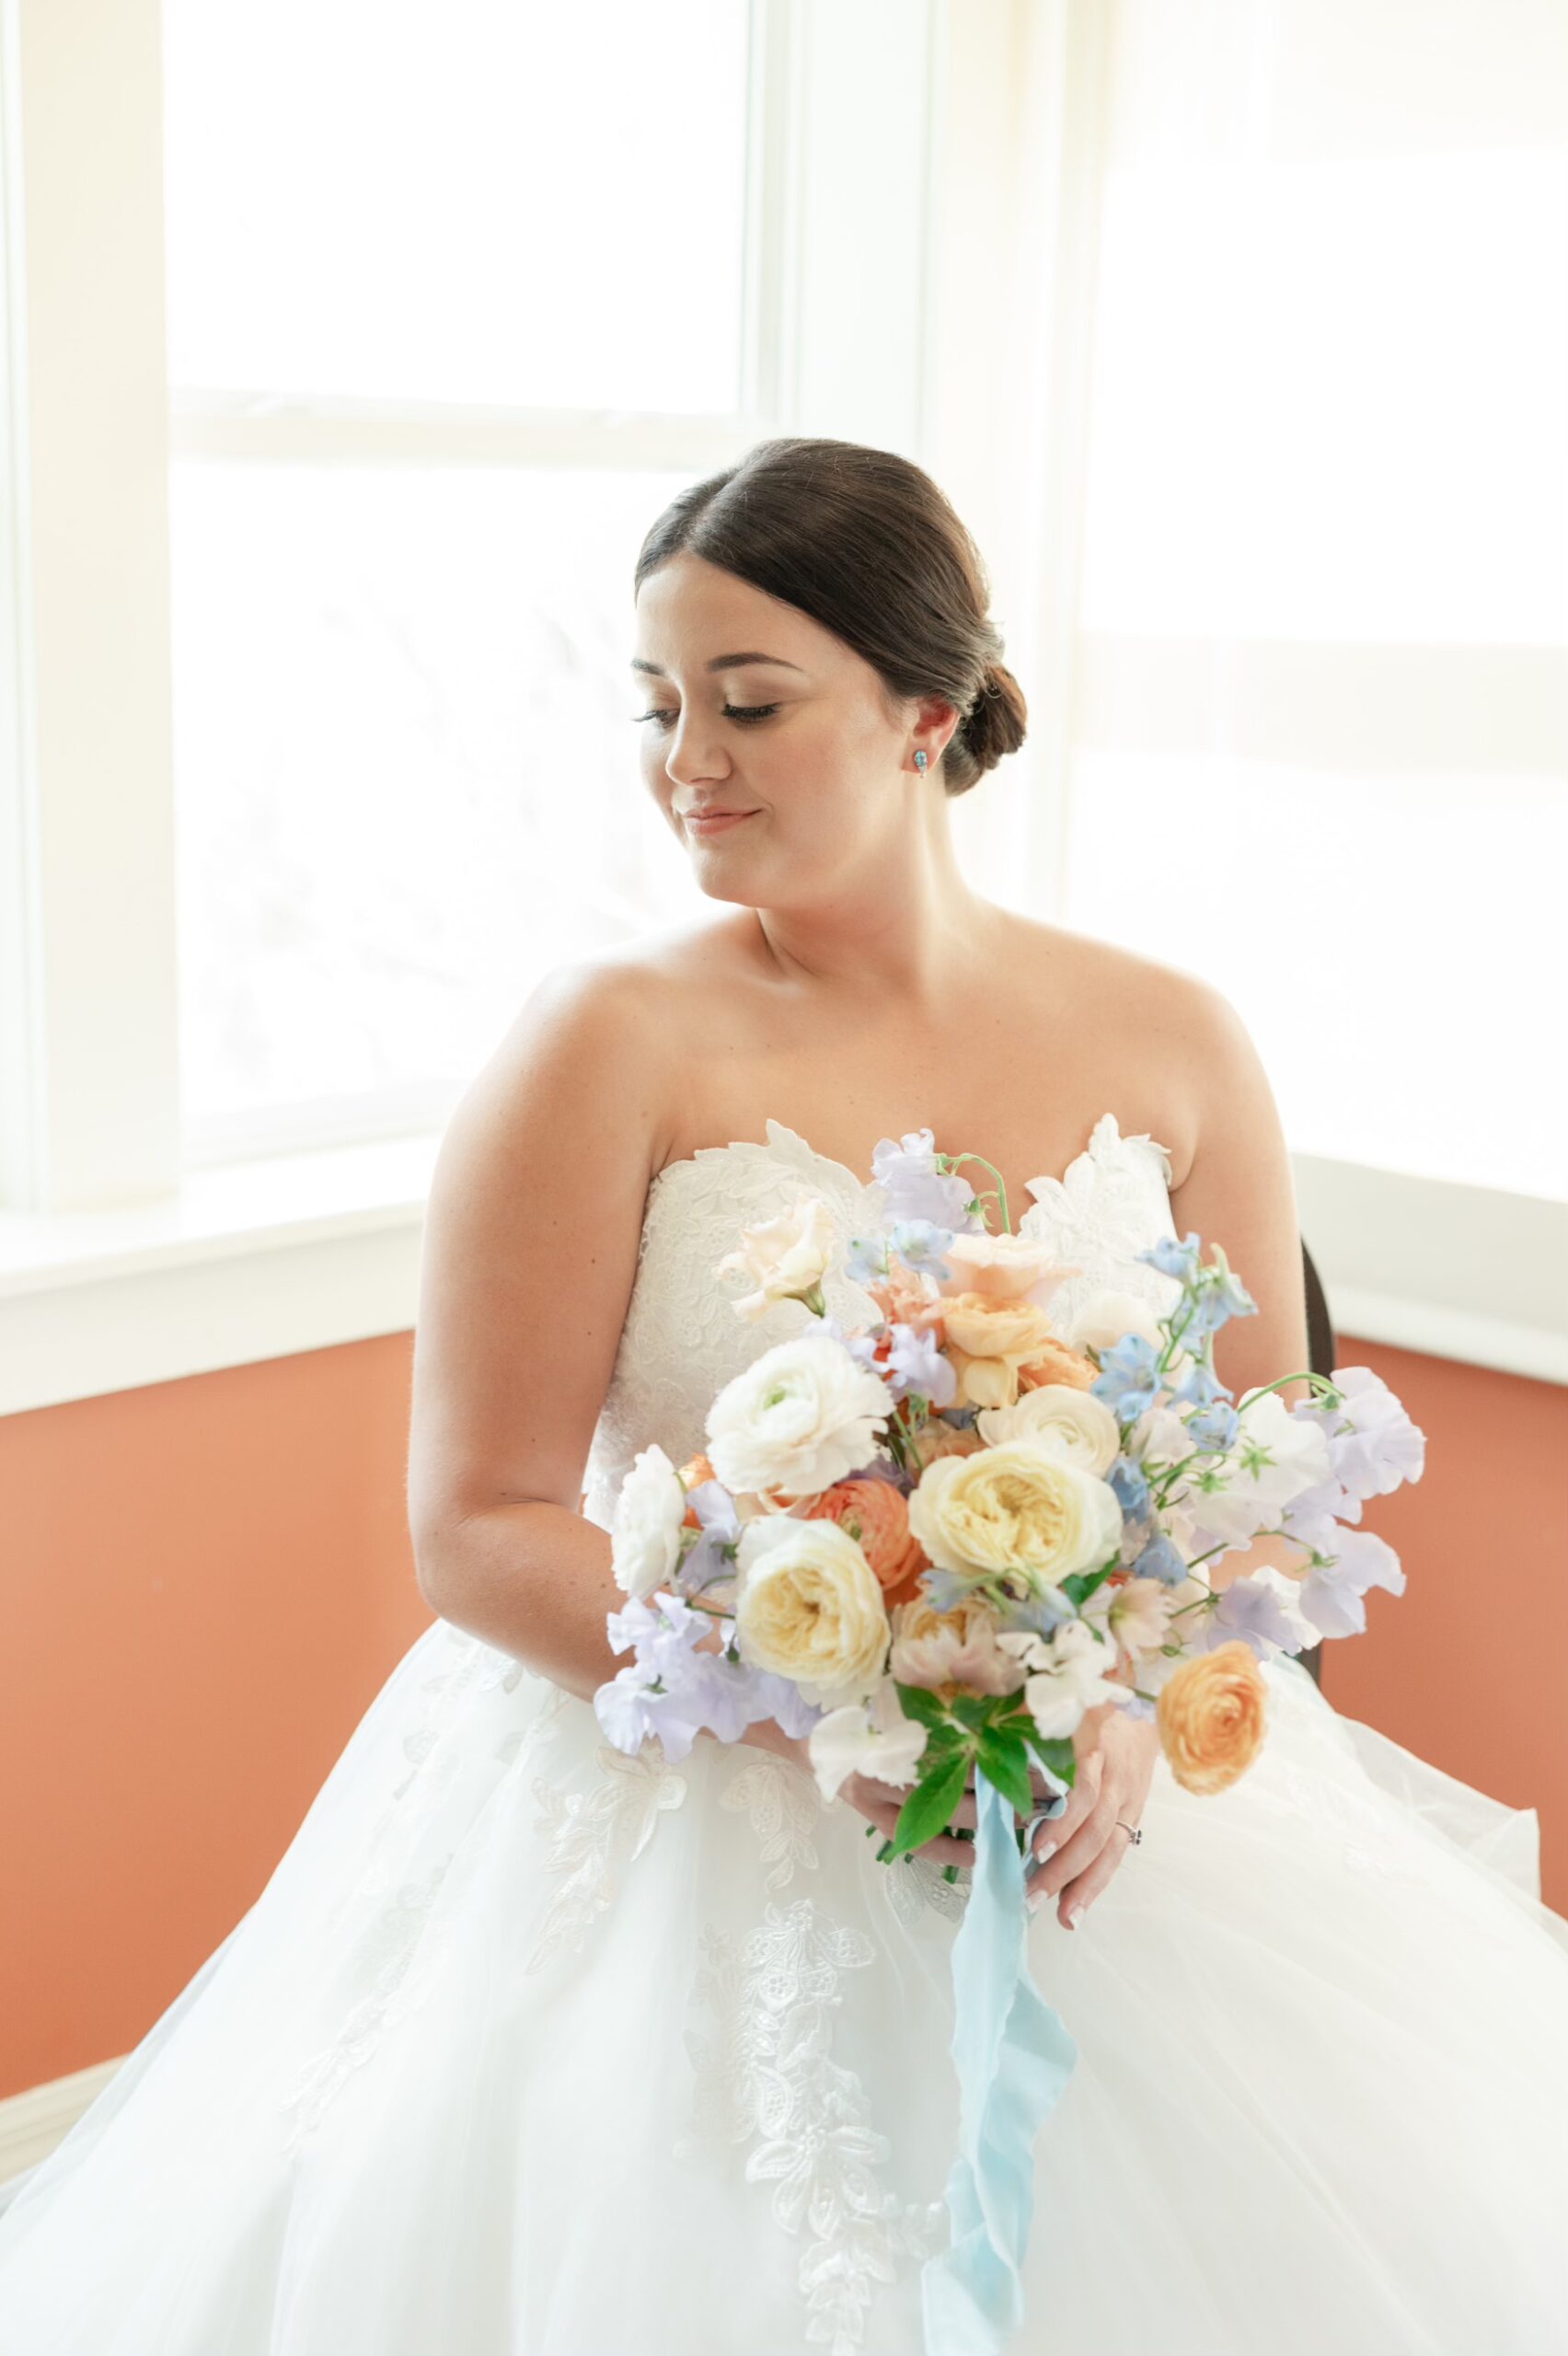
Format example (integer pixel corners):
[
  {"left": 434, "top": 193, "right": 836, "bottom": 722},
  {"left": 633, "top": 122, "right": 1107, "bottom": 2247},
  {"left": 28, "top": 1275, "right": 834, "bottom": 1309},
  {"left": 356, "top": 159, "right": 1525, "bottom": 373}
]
[{"left": 914, "top": 748, "right": 928, "bottom": 770}]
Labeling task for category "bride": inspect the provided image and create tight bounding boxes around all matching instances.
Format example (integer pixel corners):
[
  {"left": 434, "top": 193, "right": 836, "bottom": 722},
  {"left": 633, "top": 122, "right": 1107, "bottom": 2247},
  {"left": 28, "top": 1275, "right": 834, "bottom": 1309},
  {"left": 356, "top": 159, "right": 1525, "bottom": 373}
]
[{"left": 2, "top": 436, "right": 1565, "bottom": 2354}]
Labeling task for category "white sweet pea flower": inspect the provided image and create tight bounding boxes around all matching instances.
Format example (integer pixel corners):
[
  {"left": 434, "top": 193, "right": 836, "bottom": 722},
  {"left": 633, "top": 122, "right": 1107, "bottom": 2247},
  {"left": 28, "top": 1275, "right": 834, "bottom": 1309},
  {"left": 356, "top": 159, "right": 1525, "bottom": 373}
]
[
  {"left": 808, "top": 1675, "right": 929, "bottom": 1804},
  {"left": 1079, "top": 1574, "right": 1178, "bottom": 1660},
  {"left": 975, "top": 1383, "right": 1121, "bottom": 1476},
  {"left": 715, "top": 1195, "right": 839, "bottom": 1322},
  {"left": 706, "top": 1330, "right": 893, "bottom": 1496},
  {"left": 1191, "top": 1392, "right": 1332, "bottom": 1551},
  {"left": 996, "top": 1617, "right": 1133, "bottom": 1740},
  {"left": 609, "top": 1443, "right": 687, "bottom": 1600}
]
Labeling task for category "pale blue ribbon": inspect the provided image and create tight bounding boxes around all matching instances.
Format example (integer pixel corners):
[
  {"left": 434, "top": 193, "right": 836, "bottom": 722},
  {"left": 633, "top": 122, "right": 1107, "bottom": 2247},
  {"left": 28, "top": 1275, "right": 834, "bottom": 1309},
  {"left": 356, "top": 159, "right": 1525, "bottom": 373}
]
[{"left": 919, "top": 1770, "right": 1078, "bottom": 2352}]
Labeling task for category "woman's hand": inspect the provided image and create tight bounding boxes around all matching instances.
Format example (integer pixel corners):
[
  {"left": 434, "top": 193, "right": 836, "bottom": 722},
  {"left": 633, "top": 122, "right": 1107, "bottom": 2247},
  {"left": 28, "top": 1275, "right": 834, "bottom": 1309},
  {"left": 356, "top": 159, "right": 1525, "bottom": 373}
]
[
  {"left": 1024, "top": 1699, "right": 1159, "bottom": 1930},
  {"left": 744, "top": 1715, "right": 1067, "bottom": 1870}
]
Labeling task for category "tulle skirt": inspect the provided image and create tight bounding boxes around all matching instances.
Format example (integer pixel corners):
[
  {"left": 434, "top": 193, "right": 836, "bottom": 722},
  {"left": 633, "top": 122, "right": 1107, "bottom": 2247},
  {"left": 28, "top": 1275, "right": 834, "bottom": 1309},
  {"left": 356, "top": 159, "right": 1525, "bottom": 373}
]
[{"left": 2, "top": 1616, "right": 1565, "bottom": 2356}]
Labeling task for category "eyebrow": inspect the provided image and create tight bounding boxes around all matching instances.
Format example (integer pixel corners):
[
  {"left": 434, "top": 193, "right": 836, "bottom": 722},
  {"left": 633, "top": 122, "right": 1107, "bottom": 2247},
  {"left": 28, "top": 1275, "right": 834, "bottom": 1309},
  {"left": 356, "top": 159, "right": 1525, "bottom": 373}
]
[{"left": 629, "top": 652, "right": 805, "bottom": 677}]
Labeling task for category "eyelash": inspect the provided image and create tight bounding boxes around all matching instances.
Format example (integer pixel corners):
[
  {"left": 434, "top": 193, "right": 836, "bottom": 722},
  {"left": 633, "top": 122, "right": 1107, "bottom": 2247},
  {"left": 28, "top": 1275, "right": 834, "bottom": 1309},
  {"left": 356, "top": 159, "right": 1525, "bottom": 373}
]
[{"left": 632, "top": 703, "right": 780, "bottom": 729}]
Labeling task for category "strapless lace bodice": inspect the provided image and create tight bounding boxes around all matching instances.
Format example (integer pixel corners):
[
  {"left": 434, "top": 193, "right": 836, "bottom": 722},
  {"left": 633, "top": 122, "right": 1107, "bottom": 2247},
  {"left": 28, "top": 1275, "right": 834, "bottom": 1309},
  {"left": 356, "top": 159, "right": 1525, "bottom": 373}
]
[{"left": 580, "top": 1112, "right": 1182, "bottom": 1529}]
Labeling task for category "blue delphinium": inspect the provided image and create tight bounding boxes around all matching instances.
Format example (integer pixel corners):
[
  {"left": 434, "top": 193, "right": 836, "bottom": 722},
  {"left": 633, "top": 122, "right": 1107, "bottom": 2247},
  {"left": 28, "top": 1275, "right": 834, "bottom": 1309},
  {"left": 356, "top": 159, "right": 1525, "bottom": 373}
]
[{"left": 1091, "top": 1334, "right": 1162, "bottom": 1423}]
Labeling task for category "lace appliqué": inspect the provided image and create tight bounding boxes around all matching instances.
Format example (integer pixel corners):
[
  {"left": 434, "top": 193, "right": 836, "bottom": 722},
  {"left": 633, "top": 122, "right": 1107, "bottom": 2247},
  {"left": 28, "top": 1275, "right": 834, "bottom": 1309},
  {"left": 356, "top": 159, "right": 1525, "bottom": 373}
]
[
  {"left": 525, "top": 1738, "right": 688, "bottom": 1973},
  {"left": 882, "top": 1851, "right": 973, "bottom": 1927},
  {"left": 674, "top": 1897, "right": 947, "bottom": 2355},
  {"left": 279, "top": 1853, "right": 457, "bottom": 2153},
  {"left": 722, "top": 1752, "right": 826, "bottom": 1891},
  {"left": 581, "top": 1121, "right": 888, "bottom": 1530},
  {"left": 1017, "top": 1112, "right": 1182, "bottom": 1340}
]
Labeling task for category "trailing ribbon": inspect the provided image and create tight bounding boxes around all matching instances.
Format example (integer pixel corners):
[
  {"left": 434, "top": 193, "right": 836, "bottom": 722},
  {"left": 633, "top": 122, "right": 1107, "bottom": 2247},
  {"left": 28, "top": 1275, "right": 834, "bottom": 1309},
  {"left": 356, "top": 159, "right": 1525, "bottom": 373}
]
[{"left": 919, "top": 1769, "right": 1078, "bottom": 2353}]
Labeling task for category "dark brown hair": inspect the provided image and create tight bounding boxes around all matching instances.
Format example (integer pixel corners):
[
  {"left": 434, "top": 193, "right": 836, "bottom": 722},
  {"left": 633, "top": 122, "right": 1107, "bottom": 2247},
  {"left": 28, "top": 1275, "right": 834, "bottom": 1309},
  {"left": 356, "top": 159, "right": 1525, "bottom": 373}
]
[{"left": 633, "top": 435, "right": 1027, "bottom": 797}]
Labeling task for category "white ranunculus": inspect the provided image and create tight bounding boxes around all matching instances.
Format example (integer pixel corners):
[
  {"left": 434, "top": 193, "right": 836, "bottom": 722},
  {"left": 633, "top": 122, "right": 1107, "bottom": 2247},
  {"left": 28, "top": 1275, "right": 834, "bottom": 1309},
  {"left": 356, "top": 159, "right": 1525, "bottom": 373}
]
[
  {"left": 715, "top": 1195, "right": 838, "bottom": 1322},
  {"left": 733, "top": 1513, "right": 892, "bottom": 1708},
  {"left": 1067, "top": 1288, "right": 1167, "bottom": 1356},
  {"left": 706, "top": 1330, "right": 893, "bottom": 1496},
  {"left": 1193, "top": 1392, "right": 1332, "bottom": 1549},
  {"left": 974, "top": 1383, "right": 1121, "bottom": 1476},
  {"left": 808, "top": 1675, "right": 929, "bottom": 1803},
  {"left": 609, "top": 1443, "right": 687, "bottom": 1599}
]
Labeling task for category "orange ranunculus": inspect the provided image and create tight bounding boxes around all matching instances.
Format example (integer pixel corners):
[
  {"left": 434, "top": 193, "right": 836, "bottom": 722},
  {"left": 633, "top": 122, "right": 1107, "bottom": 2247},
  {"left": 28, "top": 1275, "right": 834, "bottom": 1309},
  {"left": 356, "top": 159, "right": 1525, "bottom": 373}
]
[
  {"left": 805, "top": 1476, "right": 928, "bottom": 1598},
  {"left": 1017, "top": 1335, "right": 1100, "bottom": 1393},
  {"left": 676, "top": 1453, "right": 718, "bottom": 1526},
  {"left": 1156, "top": 1641, "right": 1269, "bottom": 1796}
]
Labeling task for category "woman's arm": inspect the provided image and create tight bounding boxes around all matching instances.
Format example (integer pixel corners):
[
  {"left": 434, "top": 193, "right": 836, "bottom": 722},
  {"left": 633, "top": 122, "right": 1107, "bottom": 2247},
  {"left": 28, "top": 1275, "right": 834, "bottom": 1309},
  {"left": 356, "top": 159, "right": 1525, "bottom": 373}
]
[{"left": 1164, "top": 981, "right": 1316, "bottom": 1588}]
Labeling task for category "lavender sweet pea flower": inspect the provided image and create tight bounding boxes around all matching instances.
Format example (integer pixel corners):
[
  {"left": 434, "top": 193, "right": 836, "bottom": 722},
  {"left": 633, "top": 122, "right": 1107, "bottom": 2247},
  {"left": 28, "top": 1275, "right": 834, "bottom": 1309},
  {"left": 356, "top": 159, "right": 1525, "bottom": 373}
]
[
  {"left": 1297, "top": 1528, "right": 1406, "bottom": 1640},
  {"left": 886, "top": 1320, "right": 959, "bottom": 1408},
  {"left": 594, "top": 1661, "right": 663, "bottom": 1752},
  {"left": 1205, "top": 1574, "right": 1304, "bottom": 1658},
  {"left": 1300, "top": 1368, "right": 1426, "bottom": 1503},
  {"left": 817, "top": 1309, "right": 886, "bottom": 1374},
  {"left": 1091, "top": 1334, "right": 1163, "bottom": 1423},
  {"left": 871, "top": 1126, "right": 984, "bottom": 1230},
  {"left": 744, "top": 1667, "right": 825, "bottom": 1740}
]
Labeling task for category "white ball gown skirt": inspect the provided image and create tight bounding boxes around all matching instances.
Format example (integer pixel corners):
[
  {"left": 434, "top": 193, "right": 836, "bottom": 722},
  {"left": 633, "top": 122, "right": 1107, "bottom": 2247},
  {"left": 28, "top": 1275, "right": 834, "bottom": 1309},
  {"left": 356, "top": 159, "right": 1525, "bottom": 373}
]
[{"left": 0, "top": 1616, "right": 1564, "bottom": 2356}]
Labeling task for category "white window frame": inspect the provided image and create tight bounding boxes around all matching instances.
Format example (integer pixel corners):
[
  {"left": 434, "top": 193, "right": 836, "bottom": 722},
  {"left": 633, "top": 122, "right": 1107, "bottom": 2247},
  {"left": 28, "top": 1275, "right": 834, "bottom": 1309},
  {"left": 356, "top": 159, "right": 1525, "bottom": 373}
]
[{"left": 1, "top": 0, "right": 1562, "bottom": 1416}]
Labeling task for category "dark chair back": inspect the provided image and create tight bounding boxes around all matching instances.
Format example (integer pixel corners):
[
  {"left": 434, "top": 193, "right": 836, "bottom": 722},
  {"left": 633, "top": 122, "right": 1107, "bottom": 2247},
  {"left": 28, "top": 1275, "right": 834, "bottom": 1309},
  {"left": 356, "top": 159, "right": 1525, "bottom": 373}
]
[{"left": 1293, "top": 1238, "right": 1335, "bottom": 1691}]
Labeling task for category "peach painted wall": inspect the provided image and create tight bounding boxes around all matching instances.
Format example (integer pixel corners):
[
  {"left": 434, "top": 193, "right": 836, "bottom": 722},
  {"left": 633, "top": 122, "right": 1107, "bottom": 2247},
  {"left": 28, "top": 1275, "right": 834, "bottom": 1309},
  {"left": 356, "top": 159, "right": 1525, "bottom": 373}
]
[
  {"left": 1315, "top": 1335, "right": 1568, "bottom": 1922},
  {"left": 0, "top": 1327, "right": 1563, "bottom": 2103}
]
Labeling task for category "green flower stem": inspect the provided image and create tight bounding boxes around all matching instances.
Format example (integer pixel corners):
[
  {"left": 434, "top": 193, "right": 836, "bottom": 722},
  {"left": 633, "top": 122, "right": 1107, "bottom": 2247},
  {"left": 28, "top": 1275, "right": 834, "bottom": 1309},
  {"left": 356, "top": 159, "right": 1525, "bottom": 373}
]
[{"left": 942, "top": 1152, "right": 1010, "bottom": 1235}]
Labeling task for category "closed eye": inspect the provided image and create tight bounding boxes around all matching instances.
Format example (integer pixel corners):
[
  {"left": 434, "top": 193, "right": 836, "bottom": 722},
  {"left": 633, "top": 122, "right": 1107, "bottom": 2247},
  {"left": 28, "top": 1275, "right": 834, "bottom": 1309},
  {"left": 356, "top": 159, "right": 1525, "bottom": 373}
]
[{"left": 632, "top": 704, "right": 781, "bottom": 728}]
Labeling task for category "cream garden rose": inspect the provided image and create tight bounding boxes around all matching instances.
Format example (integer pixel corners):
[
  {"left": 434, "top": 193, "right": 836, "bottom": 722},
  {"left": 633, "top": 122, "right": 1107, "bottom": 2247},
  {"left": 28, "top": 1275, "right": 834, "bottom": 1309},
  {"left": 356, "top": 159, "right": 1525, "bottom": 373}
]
[
  {"left": 608, "top": 1442, "right": 687, "bottom": 1600},
  {"left": 936, "top": 1230, "right": 1079, "bottom": 1305},
  {"left": 906, "top": 1438, "right": 1123, "bottom": 1592},
  {"left": 732, "top": 1514, "right": 892, "bottom": 1709},
  {"left": 715, "top": 1195, "right": 838, "bottom": 1322},
  {"left": 706, "top": 1330, "right": 893, "bottom": 1496},
  {"left": 974, "top": 1383, "right": 1121, "bottom": 1477}
]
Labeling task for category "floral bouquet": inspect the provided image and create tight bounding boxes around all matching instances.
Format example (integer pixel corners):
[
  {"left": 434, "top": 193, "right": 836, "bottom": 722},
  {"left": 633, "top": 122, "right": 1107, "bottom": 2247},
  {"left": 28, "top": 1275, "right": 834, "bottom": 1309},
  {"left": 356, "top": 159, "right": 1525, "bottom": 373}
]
[{"left": 593, "top": 1126, "right": 1424, "bottom": 2353}]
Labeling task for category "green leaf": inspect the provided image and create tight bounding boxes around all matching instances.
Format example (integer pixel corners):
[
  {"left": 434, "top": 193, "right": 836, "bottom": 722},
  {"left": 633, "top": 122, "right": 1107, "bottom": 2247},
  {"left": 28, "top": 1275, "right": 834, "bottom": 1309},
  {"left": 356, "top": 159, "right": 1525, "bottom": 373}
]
[
  {"left": 1022, "top": 1730, "right": 1077, "bottom": 1787},
  {"left": 888, "top": 1754, "right": 970, "bottom": 1861},
  {"left": 1060, "top": 1561, "right": 1117, "bottom": 1607},
  {"left": 893, "top": 1681, "right": 951, "bottom": 1729},
  {"left": 975, "top": 1730, "right": 1035, "bottom": 1816},
  {"left": 947, "top": 1693, "right": 996, "bottom": 1729}
]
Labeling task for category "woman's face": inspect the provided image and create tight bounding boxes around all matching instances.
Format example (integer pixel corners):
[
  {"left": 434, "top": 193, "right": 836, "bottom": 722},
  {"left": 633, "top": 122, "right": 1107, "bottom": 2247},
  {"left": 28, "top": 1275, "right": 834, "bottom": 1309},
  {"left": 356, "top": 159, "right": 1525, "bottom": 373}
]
[{"left": 630, "top": 551, "right": 948, "bottom": 902}]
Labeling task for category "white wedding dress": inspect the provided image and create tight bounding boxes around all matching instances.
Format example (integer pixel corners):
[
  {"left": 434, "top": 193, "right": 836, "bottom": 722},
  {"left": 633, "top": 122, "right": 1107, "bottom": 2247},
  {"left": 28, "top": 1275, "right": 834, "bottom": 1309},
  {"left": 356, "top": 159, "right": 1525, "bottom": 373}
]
[{"left": 2, "top": 1114, "right": 1566, "bottom": 2356}]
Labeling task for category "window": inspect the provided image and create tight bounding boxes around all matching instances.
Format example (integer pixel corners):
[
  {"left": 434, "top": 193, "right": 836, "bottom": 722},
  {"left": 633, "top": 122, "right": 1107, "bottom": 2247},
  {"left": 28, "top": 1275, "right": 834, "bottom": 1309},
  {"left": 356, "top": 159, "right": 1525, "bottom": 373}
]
[
  {"left": 1049, "top": 0, "right": 1568, "bottom": 1198},
  {"left": 163, "top": 0, "right": 749, "bottom": 1160}
]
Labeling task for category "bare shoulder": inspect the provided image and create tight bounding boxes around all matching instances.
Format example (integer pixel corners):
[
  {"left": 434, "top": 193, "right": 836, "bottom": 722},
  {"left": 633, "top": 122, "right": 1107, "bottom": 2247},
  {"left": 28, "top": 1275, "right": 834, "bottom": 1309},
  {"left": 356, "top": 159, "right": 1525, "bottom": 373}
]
[
  {"left": 1004, "top": 917, "right": 1259, "bottom": 1188},
  {"left": 468, "top": 913, "right": 748, "bottom": 1172}
]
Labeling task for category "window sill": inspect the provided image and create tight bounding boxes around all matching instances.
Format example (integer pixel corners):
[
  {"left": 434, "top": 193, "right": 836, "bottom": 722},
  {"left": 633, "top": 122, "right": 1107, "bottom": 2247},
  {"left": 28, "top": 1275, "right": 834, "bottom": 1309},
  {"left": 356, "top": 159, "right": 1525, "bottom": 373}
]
[{"left": 0, "top": 1135, "right": 1562, "bottom": 1416}]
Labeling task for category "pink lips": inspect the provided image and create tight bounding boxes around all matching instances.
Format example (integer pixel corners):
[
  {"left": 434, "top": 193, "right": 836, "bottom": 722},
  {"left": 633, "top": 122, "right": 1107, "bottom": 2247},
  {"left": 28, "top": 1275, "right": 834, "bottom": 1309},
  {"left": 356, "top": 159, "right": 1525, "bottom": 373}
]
[{"left": 684, "top": 808, "right": 758, "bottom": 835}]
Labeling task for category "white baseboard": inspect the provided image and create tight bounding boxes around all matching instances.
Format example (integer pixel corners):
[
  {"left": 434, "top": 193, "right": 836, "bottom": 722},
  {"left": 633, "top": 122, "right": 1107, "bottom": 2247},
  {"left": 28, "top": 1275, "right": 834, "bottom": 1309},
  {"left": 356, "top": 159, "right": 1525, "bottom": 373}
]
[{"left": 0, "top": 2053, "right": 126, "bottom": 2181}]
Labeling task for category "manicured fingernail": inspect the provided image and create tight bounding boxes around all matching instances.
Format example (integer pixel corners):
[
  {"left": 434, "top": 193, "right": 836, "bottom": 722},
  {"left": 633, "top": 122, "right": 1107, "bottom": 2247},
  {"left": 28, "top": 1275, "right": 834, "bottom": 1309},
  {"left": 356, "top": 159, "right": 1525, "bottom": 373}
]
[
  {"left": 1066, "top": 1903, "right": 1085, "bottom": 1930},
  {"left": 1036, "top": 1840, "right": 1056, "bottom": 1863}
]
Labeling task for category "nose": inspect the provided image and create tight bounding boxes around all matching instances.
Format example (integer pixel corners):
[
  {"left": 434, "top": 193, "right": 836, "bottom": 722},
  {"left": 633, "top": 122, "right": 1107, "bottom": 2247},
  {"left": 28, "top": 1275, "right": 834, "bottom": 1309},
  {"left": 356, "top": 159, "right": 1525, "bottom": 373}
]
[{"left": 658, "top": 713, "right": 732, "bottom": 791}]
